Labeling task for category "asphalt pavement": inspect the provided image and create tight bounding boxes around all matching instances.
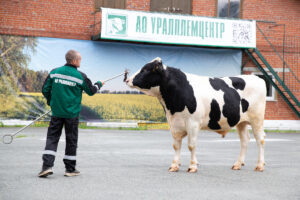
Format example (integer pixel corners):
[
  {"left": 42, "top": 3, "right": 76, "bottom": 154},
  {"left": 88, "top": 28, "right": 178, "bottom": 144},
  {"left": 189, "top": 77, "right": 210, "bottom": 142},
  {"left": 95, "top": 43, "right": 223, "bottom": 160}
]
[{"left": 0, "top": 127, "right": 299, "bottom": 200}]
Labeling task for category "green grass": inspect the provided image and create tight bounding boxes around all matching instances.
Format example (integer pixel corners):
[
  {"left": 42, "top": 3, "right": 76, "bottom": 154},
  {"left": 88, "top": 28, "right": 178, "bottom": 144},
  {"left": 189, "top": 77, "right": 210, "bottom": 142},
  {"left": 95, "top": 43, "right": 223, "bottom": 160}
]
[
  {"left": 16, "top": 134, "right": 28, "bottom": 138},
  {"left": 264, "top": 129, "right": 299, "bottom": 133}
]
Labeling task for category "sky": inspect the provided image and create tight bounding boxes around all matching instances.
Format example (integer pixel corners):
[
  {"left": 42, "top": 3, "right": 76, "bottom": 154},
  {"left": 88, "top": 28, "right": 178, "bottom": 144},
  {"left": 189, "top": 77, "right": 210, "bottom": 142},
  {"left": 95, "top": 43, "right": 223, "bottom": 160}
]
[{"left": 26, "top": 37, "right": 242, "bottom": 91}]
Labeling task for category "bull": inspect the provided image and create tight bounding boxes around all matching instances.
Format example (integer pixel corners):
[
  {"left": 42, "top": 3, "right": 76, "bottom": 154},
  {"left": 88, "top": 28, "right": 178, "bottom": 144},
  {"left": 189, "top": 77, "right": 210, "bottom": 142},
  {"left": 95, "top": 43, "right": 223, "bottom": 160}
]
[{"left": 125, "top": 57, "right": 266, "bottom": 173}]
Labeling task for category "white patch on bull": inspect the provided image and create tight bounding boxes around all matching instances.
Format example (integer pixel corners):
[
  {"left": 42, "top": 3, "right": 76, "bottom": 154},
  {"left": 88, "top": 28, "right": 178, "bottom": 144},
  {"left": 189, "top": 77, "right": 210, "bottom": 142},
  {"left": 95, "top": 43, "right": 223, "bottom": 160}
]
[
  {"left": 142, "top": 86, "right": 160, "bottom": 97},
  {"left": 222, "top": 77, "right": 234, "bottom": 88},
  {"left": 151, "top": 57, "right": 162, "bottom": 63},
  {"left": 165, "top": 107, "right": 195, "bottom": 133}
]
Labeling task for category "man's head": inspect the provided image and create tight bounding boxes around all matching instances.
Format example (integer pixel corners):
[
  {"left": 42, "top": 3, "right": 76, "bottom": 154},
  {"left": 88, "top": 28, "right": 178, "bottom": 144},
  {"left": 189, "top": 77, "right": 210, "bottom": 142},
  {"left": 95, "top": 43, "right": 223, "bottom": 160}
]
[{"left": 65, "top": 50, "right": 81, "bottom": 68}]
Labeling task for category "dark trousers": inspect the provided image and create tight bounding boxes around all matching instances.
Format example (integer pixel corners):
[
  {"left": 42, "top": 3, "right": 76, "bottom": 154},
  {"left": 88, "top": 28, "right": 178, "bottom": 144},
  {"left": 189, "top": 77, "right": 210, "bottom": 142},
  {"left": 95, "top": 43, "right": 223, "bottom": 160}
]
[{"left": 42, "top": 116, "right": 79, "bottom": 171}]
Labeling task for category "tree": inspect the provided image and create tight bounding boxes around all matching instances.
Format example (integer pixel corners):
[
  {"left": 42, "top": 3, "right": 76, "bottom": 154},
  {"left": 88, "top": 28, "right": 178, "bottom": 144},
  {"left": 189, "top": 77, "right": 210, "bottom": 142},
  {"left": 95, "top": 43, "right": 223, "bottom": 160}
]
[
  {"left": 0, "top": 35, "right": 49, "bottom": 119},
  {"left": 0, "top": 35, "right": 42, "bottom": 93}
]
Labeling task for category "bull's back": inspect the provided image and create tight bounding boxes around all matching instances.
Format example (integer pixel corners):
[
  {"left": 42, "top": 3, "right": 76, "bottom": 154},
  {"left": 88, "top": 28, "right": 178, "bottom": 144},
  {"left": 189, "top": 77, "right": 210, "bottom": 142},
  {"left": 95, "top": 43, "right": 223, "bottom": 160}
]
[{"left": 186, "top": 74, "right": 266, "bottom": 130}]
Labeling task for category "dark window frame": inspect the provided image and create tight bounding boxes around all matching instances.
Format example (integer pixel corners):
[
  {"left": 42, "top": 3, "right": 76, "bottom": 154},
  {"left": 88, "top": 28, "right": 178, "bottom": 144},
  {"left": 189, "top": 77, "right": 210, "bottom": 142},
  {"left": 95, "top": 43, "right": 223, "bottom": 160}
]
[
  {"left": 216, "top": 0, "right": 243, "bottom": 18},
  {"left": 150, "top": 0, "right": 192, "bottom": 15},
  {"left": 95, "top": 0, "right": 127, "bottom": 11}
]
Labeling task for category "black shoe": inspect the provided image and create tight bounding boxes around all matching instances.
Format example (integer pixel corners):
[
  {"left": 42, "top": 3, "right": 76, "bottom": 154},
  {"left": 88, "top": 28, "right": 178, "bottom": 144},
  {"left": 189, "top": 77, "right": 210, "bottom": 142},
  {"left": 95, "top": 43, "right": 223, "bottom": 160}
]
[
  {"left": 38, "top": 168, "right": 53, "bottom": 178},
  {"left": 64, "top": 169, "right": 80, "bottom": 177}
]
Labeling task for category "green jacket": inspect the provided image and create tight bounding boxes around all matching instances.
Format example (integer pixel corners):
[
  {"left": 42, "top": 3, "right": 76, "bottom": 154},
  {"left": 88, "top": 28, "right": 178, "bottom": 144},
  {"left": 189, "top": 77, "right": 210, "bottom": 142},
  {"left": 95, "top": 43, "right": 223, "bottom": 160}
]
[{"left": 42, "top": 64, "right": 100, "bottom": 118}]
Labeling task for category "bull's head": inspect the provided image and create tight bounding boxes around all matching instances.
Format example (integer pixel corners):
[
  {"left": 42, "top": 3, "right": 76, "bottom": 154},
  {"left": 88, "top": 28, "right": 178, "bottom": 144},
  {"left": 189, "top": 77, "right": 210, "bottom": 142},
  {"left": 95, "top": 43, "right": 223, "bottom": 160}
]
[{"left": 126, "top": 57, "right": 165, "bottom": 96}]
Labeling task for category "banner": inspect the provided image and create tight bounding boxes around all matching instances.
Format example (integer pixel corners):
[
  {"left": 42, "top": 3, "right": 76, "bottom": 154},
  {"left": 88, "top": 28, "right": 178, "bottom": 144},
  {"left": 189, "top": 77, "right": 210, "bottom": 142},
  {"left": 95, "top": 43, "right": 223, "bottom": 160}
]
[
  {"left": 101, "top": 8, "right": 256, "bottom": 48},
  {"left": 0, "top": 35, "right": 241, "bottom": 122}
]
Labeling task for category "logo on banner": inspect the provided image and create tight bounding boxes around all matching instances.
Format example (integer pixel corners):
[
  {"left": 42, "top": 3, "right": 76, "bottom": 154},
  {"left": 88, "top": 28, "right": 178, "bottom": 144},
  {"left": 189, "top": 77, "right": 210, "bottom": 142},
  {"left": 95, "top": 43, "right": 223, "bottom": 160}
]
[{"left": 106, "top": 14, "right": 127, "bottom": 36}]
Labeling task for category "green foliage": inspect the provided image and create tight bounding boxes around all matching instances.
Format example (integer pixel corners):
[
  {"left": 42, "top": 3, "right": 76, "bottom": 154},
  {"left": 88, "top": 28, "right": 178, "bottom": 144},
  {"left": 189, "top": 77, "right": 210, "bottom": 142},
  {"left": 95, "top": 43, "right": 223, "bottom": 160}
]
[
  {"left": 0, "top": 35, "right": 50, "bottom": 120},
  {"left": 0, "top": 35, "right": 48, "bottom": 93}
]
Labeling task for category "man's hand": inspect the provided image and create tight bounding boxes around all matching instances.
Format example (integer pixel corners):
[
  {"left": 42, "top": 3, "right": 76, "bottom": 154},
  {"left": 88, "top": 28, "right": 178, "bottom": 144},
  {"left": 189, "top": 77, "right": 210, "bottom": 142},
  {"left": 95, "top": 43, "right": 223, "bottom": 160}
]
[{"left": 94, "top": 81, "right": 104, "bottom": 90}]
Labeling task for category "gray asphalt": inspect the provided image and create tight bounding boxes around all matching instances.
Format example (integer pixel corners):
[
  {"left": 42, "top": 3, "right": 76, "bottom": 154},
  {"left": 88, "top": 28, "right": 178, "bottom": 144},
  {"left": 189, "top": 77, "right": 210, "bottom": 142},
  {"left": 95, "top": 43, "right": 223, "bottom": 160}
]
[{"left": 0, "top": 127, "right": 299, "bottom": 200}]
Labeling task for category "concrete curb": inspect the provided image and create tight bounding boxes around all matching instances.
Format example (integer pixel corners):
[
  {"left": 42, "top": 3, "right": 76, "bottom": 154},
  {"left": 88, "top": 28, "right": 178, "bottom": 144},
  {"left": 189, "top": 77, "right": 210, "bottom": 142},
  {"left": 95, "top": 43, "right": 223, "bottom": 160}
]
[
  {"left": 86, "top": 122, "right": 138, "bottom": 128},
  {"left": 1, "top": 120, "right": 299, "bottom": 130}
]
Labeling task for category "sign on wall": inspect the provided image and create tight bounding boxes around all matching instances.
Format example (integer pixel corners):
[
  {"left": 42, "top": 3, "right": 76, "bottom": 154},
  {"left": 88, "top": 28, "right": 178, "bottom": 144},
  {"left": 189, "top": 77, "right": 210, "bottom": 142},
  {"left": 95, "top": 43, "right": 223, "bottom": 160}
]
[{"left": 101, "top": 8, "right": 256, "bottom": 48}]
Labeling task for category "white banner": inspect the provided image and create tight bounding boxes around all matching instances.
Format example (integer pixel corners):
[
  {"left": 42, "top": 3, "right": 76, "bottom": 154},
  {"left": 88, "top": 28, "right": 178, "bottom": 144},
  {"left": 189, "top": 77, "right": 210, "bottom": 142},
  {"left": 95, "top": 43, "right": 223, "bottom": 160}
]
[{"left": 101, "top": 8, "right": 256, "bottom": 48}]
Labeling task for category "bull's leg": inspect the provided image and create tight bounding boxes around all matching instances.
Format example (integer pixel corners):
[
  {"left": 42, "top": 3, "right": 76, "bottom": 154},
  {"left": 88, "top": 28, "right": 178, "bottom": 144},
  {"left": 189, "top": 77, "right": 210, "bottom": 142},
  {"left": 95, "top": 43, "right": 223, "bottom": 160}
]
[
  {"left": 169, "top": 131, "right": 185, "bottom": 172},
  {"left": 187, "top": 125, "right": 199, "bottom": 173},
  {"left": 251, "top": 122, "right": 266, "bottom": 172},
  {"left": 232, "top": 122, "right": 250, "bottom": 170}
]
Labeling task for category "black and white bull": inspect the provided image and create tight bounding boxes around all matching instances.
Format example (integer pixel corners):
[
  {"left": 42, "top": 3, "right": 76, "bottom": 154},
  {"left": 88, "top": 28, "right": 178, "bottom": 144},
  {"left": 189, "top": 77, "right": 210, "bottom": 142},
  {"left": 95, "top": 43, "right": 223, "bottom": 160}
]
[{"left": 125, "top": 57, "right": 266, "bottom": 173}]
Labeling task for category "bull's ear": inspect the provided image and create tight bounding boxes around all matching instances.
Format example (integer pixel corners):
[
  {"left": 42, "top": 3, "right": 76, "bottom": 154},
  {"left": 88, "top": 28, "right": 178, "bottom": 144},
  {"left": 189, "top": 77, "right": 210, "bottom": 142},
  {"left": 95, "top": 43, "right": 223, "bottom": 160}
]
[
  {"left": 156, "top": 57, "right": 162, "bottom": 65},
  {"left": 152, "top": 57, "right": 162, "bottom": 67},
  {"left": 151, "top": 57, "right": 164, "bottom": 73}
]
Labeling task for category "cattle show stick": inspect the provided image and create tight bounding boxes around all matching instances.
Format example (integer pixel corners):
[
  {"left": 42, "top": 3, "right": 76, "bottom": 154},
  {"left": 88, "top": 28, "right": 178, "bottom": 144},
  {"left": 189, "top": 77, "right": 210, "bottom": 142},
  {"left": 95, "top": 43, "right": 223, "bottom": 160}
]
[
  {"left": 103, "top": 69, "right": 130, "bottom": 83},
  {"left": 2, "top": 110, "right": 51, "bottom": 144}
]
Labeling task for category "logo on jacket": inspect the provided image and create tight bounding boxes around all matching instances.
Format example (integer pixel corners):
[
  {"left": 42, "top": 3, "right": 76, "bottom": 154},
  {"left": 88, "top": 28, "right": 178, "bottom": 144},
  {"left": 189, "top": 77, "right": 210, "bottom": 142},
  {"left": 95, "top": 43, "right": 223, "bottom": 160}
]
[{"left": 55, "top": 78, "right": 76, "bottom": 87}]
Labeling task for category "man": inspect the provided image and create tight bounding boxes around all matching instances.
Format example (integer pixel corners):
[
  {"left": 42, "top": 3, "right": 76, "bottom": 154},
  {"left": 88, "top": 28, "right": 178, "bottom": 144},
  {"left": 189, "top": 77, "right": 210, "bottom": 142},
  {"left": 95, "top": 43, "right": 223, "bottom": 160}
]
[{"left": 39, "top": 50, "right": 103, "bottom": 178}]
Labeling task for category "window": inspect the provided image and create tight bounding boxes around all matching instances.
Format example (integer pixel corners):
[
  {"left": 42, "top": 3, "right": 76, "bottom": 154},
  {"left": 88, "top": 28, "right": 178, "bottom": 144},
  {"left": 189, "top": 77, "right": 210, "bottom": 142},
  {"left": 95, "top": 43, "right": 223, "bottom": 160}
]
[
  {"left": 253, "top": 73, "right": 276, "bottom": 101},
  {"left": 150, "top": 0, "right": 192, "bottom": 14},
  {"left": 217, "top": 0, "right": 242, "bottom": 18},
  {"left": 95, "top": 0, "right": 126, "bottom": 11}
]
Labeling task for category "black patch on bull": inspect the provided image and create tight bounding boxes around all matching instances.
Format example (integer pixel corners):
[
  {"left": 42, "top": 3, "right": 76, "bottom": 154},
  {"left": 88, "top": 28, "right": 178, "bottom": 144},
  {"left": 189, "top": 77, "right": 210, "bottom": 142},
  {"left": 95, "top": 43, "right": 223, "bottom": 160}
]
[
  {"left": 241, "top": 98, "right": 249, "bottom": 113},
  {"left": 132, "top": 59, "right": 196, "bottom": 115},
  {"left": 209, "top": 78, "right": 242, "bottom": 127},
  {"left": 159, "top": 67, "right": 197, "bottom": 115},
  {"left": 208, "top": 99, "right": 221, "bottom": 130},
  {"left": 229, "top": 77, "right": 246, "bottom": 90},
  {"left": 230, "top": 77, "right": 249, "bottom": 113}
]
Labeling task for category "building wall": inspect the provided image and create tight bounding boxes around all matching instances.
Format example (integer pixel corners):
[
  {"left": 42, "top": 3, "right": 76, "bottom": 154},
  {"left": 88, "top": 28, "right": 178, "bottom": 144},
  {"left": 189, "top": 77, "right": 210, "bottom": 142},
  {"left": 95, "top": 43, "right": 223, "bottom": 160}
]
[
  {"left": 242, "top": 0, "right": 300, "bottom": 120},
  {"left": 0, "top": 0, "right": 299, "bottom": 119},
  {"left": 0, "top": 0, "right": 95, "bottom": 40}
]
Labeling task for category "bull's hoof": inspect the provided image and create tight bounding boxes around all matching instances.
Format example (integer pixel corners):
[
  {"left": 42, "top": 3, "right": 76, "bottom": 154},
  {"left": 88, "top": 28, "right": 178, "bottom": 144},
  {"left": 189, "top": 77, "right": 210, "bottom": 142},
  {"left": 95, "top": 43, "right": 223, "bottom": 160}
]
[
  {"left": 187, "top": 168, "right": 197, "bottom": 173},
  {"left": 232, "top": 162, "right": 245, "bottom": 170},
  {"left": 232, "top": 165, "right": 241, "bottom": 170},
  {"left": 168, "top": 166, "right": 179, "bottom": 172},
  {"left": 254, "top": 165, "right": 264, "bottom": 172}
]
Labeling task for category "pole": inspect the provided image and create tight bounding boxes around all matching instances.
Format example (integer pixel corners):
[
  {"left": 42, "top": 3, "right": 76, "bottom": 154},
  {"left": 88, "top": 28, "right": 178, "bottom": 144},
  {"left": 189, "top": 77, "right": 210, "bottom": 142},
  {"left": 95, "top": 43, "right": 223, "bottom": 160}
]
[{"left": 2, "top": 110, "right": 51, "bottom": 144}]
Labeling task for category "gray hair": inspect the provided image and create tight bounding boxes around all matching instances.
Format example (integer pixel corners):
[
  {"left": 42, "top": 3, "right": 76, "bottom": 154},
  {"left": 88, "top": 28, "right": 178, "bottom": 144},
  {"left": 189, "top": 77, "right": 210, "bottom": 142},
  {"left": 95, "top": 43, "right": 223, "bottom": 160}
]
[{"left": 65, "top": 50, "right": 80, "bottom": 63}]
